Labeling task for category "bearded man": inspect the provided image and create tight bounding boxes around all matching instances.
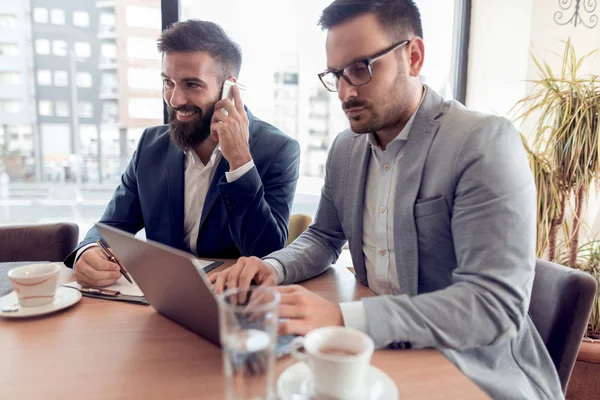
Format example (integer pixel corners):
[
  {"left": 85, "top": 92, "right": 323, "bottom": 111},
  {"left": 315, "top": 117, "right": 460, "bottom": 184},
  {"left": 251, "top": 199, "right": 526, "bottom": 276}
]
[{"left": 67, "top": 20, "right": 300, "bottom": 287}]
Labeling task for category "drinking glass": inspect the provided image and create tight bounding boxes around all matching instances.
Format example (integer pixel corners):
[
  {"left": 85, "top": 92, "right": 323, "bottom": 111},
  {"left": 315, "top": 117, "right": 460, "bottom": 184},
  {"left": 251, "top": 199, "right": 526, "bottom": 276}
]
[{"left": 218, "top": 286, "right": 280, "bottom": 400}]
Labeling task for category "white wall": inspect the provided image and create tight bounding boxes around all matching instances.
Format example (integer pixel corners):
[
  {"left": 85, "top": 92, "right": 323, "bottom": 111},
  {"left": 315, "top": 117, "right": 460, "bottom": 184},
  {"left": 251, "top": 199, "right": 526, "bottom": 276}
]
[
  {"left": 466, "top": 0, "right": 534, "bottom": 116},
  {"left": 467, "top": 0, "right": 600, "bottom": 242}
]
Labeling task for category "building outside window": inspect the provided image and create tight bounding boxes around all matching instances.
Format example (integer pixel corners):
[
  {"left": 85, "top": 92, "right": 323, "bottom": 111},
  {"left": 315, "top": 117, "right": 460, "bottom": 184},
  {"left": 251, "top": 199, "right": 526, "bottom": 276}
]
[
  {"left": 33, "top": 8, "right": 48, "bottom": 24},
  {"left": 75, "top": 42, "right": 91, "bottom": 58},
  {"left": 38, "top": 100, "right": 53, "bottom": 116},
  {"left": 78, "top": 102, "right": 94, "bottom": 118},
  {"left": 0, "top": 72, "right": 22, "bottom": 84},
  {"left": 37, "top": 69, "right": 52, "bottom": 85},
  {"left": 72, "top": 11, "right": 89, "bottom": 27},
  {"left": 76, "top": 72, "right": 92, "bottom": 88},
  {"left": 1, "top": 43, "right": 21, "bottom": 56},
  {"left": 55, "top": 101, "right": 70, "bottom": 117},
  {"left": 0, "top": 0, "right": 469, "bottom": 237},
  {"left": 53, "top": 70, "right": 68, "bottom": 86},
  {"left": 50, "top": 9, "right": 65, "bottom": 25},
  {"left": 34, "top": 39, "right": 50, "bottom": 55}
]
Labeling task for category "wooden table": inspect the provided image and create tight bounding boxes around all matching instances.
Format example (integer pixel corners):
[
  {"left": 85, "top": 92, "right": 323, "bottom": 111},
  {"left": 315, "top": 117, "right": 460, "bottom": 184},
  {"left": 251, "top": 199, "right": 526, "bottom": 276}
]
[{"left": 0, "top": 257, "right": 489, "bottom": 399}]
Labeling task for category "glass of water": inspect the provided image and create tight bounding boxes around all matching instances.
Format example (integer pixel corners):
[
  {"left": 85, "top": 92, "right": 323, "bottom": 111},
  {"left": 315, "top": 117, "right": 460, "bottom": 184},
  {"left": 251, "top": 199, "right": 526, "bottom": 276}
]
[{"left": 218, "top": 286, "right": 280, "bottom": 400}]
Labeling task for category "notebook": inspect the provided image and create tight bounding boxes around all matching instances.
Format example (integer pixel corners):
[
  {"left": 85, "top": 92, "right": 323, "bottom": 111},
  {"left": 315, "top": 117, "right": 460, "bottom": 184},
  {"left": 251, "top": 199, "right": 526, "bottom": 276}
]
[{"left": 63, "top": 275, "right": 149, "bottom": 305}]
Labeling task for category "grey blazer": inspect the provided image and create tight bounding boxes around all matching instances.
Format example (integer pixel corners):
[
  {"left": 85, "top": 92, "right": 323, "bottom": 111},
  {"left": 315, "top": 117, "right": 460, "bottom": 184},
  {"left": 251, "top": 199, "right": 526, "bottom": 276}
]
[{"left": 268, "top": 87, "right": 563, "bottom": 399}]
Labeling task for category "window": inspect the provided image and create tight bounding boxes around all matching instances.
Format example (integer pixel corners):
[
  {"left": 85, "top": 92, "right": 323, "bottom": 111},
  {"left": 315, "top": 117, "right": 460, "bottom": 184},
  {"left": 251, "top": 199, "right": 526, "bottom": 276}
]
[
  {"left": 0, "top": 43, "right": 20, "bottom": 56},
  {"left": 39, "top": 100, "right": 53, "bottom": 116},
  {"left": 73, "top": 11, "right": 90, "bottom": 27},
  {"left": 180, "top": 0, "right": 468, "bottom": 218},
  {"left": 0, "top": 72, "right": 22, "bottom": 85},
  {"left": 78, "top": 102, "right": 94, "bottom": 118},
  {"left": 54, "top": 70, "right": 69, "bottom": 87},
  {"left": 52, "top": 40, "right": 67, "bottom": 56},
  {"left": 100, "top": 13, "right": 116, "bottom": 26},
  {"left": 0, "top": 14, "right": 19, "bottom": 28},
  {"left": 55, "top": 101, "right": 70, "bottom": 117},
  {"left": 75, "top": 42, "right": 91, "bottom": 58},
  {"left": 76, "top": 72, "right": 92, "bottom": 88},
  {"left": 34, "top": 39, "right": 50, "bottom": 55},
  {"left": 33, "top": 8, "right": 48, "bottom": 24},
  {"left": 101, "top": 43, "right": 117, "bottom": 58},
  {"left": 50, "top": 9, "right": 65, "bottom": 25},
  {"left": 37, "top": 70, "right": 52, "bottom": 86},
  {"left": 128, "top": 97, "right": 162, "bottom": 119},
  {"left": 126, "top": 6, "right": 161, "bottom": 29},
  {"left": 126, "top": 37, "right": 159, "bottom": 60},
  {"left": 0, "top": 100, "right": 23, "bottom": 114},
  {"left": 127, "top": 68, "right": 161, "bottom": 90}
]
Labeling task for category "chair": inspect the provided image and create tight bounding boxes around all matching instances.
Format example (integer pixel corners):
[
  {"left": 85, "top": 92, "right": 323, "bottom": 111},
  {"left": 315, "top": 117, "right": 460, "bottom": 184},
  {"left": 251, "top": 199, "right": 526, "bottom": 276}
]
[
  {"left": 529, "top": 258, "right": 597, "bottom": 392},
  {"left": 286, "top": 214, "right": 312, "bottom": 246},
  {"left": 0, "top": 223, "right": 79, "bottom": 262}
]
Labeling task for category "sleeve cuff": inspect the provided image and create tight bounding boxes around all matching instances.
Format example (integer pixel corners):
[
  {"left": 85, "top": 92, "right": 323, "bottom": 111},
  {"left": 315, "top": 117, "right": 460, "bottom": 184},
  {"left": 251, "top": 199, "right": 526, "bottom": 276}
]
[
  {"left": 263, "top": 258, "right": 285, "bottom": 285},
  {"left": 225, "top": 159, "right": 255, "bottom": 183},
  {"left": 339, "top": 301, "right": 368, "bottom": 333},
  {"left": 73, "top": 243, "right": 99, "bottom": 269}
]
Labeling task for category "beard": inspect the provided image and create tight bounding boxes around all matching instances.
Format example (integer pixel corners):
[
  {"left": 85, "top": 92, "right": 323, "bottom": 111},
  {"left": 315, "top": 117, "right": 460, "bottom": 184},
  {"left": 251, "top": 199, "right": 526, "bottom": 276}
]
[
  {"left": 168, "top": 104, "right": 214, "bottom": 151},
  {"left": 342, "top": 75, "right": 407, "bottom": 134}
]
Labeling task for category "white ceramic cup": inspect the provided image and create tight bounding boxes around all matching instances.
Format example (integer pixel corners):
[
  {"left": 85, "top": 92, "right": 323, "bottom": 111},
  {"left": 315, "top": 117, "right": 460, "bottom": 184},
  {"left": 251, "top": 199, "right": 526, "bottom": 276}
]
[
  {"left": 290, "top": 326, "right": 375, "bottom": 400},
  {"left": 8, "top": 263, "right": 61, "bottom": 307}
]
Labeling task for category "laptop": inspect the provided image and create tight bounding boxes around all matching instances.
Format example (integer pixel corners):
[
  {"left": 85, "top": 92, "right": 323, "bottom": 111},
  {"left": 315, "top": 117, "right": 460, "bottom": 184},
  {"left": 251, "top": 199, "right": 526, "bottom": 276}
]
[{"left": 95, "top": 223, "right": 295, "bottom": 357}]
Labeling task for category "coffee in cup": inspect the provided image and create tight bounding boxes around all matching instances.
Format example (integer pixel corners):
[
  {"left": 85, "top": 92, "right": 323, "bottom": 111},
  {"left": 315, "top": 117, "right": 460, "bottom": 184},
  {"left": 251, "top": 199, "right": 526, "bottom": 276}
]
[{"left": 290, "top": 326, "right": 375, "bottom": 399}]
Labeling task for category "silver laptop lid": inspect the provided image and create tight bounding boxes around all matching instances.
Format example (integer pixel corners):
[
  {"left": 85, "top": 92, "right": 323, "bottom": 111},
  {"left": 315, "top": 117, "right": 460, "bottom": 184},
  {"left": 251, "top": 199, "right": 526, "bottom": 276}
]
[{"left": 95, "top": 223, "right": 222, "bottom": 347}]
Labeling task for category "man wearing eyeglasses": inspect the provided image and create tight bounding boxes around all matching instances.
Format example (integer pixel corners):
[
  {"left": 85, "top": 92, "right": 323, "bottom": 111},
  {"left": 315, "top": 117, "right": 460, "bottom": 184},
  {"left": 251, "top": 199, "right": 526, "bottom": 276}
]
[{"left": 211, "top": 0, "right": 562, "bottom": 398}]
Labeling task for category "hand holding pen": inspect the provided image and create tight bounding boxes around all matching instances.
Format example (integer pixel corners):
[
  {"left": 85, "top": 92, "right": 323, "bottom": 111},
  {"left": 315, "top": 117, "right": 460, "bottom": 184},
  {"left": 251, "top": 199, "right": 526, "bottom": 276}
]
[{"left": 95, "top": 240, "right": 133, "bottom": 284}]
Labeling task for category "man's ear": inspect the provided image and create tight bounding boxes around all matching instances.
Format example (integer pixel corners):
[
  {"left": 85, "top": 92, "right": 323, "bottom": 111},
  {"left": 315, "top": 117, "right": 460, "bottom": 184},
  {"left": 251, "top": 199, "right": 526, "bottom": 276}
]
[{"left": 408, "top": 38, "right": 425, "bottom": 77}]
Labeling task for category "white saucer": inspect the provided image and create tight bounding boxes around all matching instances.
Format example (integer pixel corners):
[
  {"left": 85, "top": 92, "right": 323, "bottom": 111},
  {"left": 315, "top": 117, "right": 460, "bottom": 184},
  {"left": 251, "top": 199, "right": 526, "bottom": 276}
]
[
  {"left": 277, "top": 362, "right": 399, "bottom": 400},
  {"left": 0, "top": 287, "right": 82, "bottom": 318}
]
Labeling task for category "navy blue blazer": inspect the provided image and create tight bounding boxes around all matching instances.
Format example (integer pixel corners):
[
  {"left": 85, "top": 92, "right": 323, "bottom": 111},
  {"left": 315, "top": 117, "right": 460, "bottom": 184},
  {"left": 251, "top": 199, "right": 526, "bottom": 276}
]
[{"left": 65, "top": 108, "right": 300, "bottom": 267}]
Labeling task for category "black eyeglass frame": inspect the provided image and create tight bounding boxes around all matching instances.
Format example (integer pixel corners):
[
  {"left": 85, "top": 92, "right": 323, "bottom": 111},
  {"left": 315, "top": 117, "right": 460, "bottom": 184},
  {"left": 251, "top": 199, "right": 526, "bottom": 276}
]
[{"left": 317, "top": 39, "right": 411, "bottom": 92}]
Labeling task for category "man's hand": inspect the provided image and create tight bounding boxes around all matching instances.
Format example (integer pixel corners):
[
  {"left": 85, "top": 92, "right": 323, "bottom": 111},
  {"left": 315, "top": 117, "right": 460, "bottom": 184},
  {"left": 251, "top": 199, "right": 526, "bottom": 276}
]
[
  {"left": 74, "top": 247, "right": 122, "bottom": 287},
  {"left": 210, "top": 83, "right": 251, "bottom": 170},
  {"left": 276, "top": 285, "right": 344, "bottom": 336},
  {"left": 209, "top": 256, "right": 278, "bottom": 294}
]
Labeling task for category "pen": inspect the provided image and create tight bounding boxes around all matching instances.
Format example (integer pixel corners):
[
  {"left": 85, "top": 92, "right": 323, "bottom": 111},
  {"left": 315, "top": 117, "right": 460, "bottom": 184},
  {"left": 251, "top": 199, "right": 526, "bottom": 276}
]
[
  {"left": 96, "top": 239, "right": 133, "bottom": 284},
  {"left": 79, "top": 287, "right": 121, "bottom": 296}
]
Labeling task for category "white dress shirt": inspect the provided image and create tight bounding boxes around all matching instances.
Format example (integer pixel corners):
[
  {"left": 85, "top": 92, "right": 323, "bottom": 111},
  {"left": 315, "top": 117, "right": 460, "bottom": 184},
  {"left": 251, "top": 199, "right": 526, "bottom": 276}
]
[
  {"left": 266, "top": 94, "right": 423, "bottom": 332},
  {"left": 74, "top": 146, "right": 254, "bottom": 262}
]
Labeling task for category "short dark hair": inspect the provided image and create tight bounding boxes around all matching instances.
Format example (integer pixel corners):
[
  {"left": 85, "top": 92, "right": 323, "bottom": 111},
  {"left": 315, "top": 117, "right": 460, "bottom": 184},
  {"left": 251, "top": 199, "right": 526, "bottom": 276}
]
[
  {"left": 157, "top": 19, "right": 242, "bottom": 80},
  {"left": 318, "top": 0, "right": 423, "bottom": 40}
]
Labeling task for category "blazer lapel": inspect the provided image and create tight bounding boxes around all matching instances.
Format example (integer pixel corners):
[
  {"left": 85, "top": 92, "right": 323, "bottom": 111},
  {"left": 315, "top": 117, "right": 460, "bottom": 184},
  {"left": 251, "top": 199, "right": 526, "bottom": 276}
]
[
  {"left": 394, "top": 86, "right": 444, "bottom": 296},
  {"left": 345, "top": 135, "right": 371, "bottom": 285},
  {"left": 166, "top": 140, "right": 185, "bottom": 247}
]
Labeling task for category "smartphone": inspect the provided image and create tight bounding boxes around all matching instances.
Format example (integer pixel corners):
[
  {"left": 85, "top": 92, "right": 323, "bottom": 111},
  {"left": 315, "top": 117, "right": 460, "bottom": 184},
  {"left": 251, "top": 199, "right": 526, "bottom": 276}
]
[
  {"left": 219, "top": 80, "right": 245, "bottom": 116},
  {"left": 220, "top": 79, "right": 246, "bottom": 103}
]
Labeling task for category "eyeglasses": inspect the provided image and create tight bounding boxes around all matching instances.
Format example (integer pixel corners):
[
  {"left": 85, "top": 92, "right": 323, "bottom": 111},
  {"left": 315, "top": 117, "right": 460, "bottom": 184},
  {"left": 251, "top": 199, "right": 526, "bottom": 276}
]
[{"left": 318, "top": 40, "right": 410, "bottom": 92}]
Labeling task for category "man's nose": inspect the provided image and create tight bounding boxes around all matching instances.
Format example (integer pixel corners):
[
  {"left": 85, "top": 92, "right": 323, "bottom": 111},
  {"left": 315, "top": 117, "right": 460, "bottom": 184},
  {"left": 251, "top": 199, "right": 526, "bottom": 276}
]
[
  {"left": 169, "top": 86, "right": 186, "bottom": 108},
  {"left": 337, "top": 77, "right": 358, "bottom": 103}
]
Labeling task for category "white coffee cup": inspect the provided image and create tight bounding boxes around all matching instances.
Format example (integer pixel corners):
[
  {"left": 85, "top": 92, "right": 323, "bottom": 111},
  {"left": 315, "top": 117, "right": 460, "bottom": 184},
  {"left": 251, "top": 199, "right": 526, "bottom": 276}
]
[
  {"left": 8, "top": 263, "right": 61, "bottom": 307},
  {"left": 290, "top": 326, "right": 375, "bottom": 400}
]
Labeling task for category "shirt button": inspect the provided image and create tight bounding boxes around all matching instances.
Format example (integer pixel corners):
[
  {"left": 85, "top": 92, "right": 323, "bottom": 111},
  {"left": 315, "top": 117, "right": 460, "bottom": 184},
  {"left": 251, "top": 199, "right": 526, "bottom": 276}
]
[
  {"left": 379, "top": 249, "right": 386, "bottom": 256},
  {"left": 379, "top": 207, "right": 386, "bottom": 213},
  {"left": 384, "top": 164, "right": 391, "bottom": 171}
]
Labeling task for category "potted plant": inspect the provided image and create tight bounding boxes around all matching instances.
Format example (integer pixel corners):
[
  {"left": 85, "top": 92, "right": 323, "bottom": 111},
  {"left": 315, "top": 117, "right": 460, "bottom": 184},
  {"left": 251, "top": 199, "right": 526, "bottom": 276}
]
[{"left": 513, "top": 39, "right": 600, "bottom": 399}]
